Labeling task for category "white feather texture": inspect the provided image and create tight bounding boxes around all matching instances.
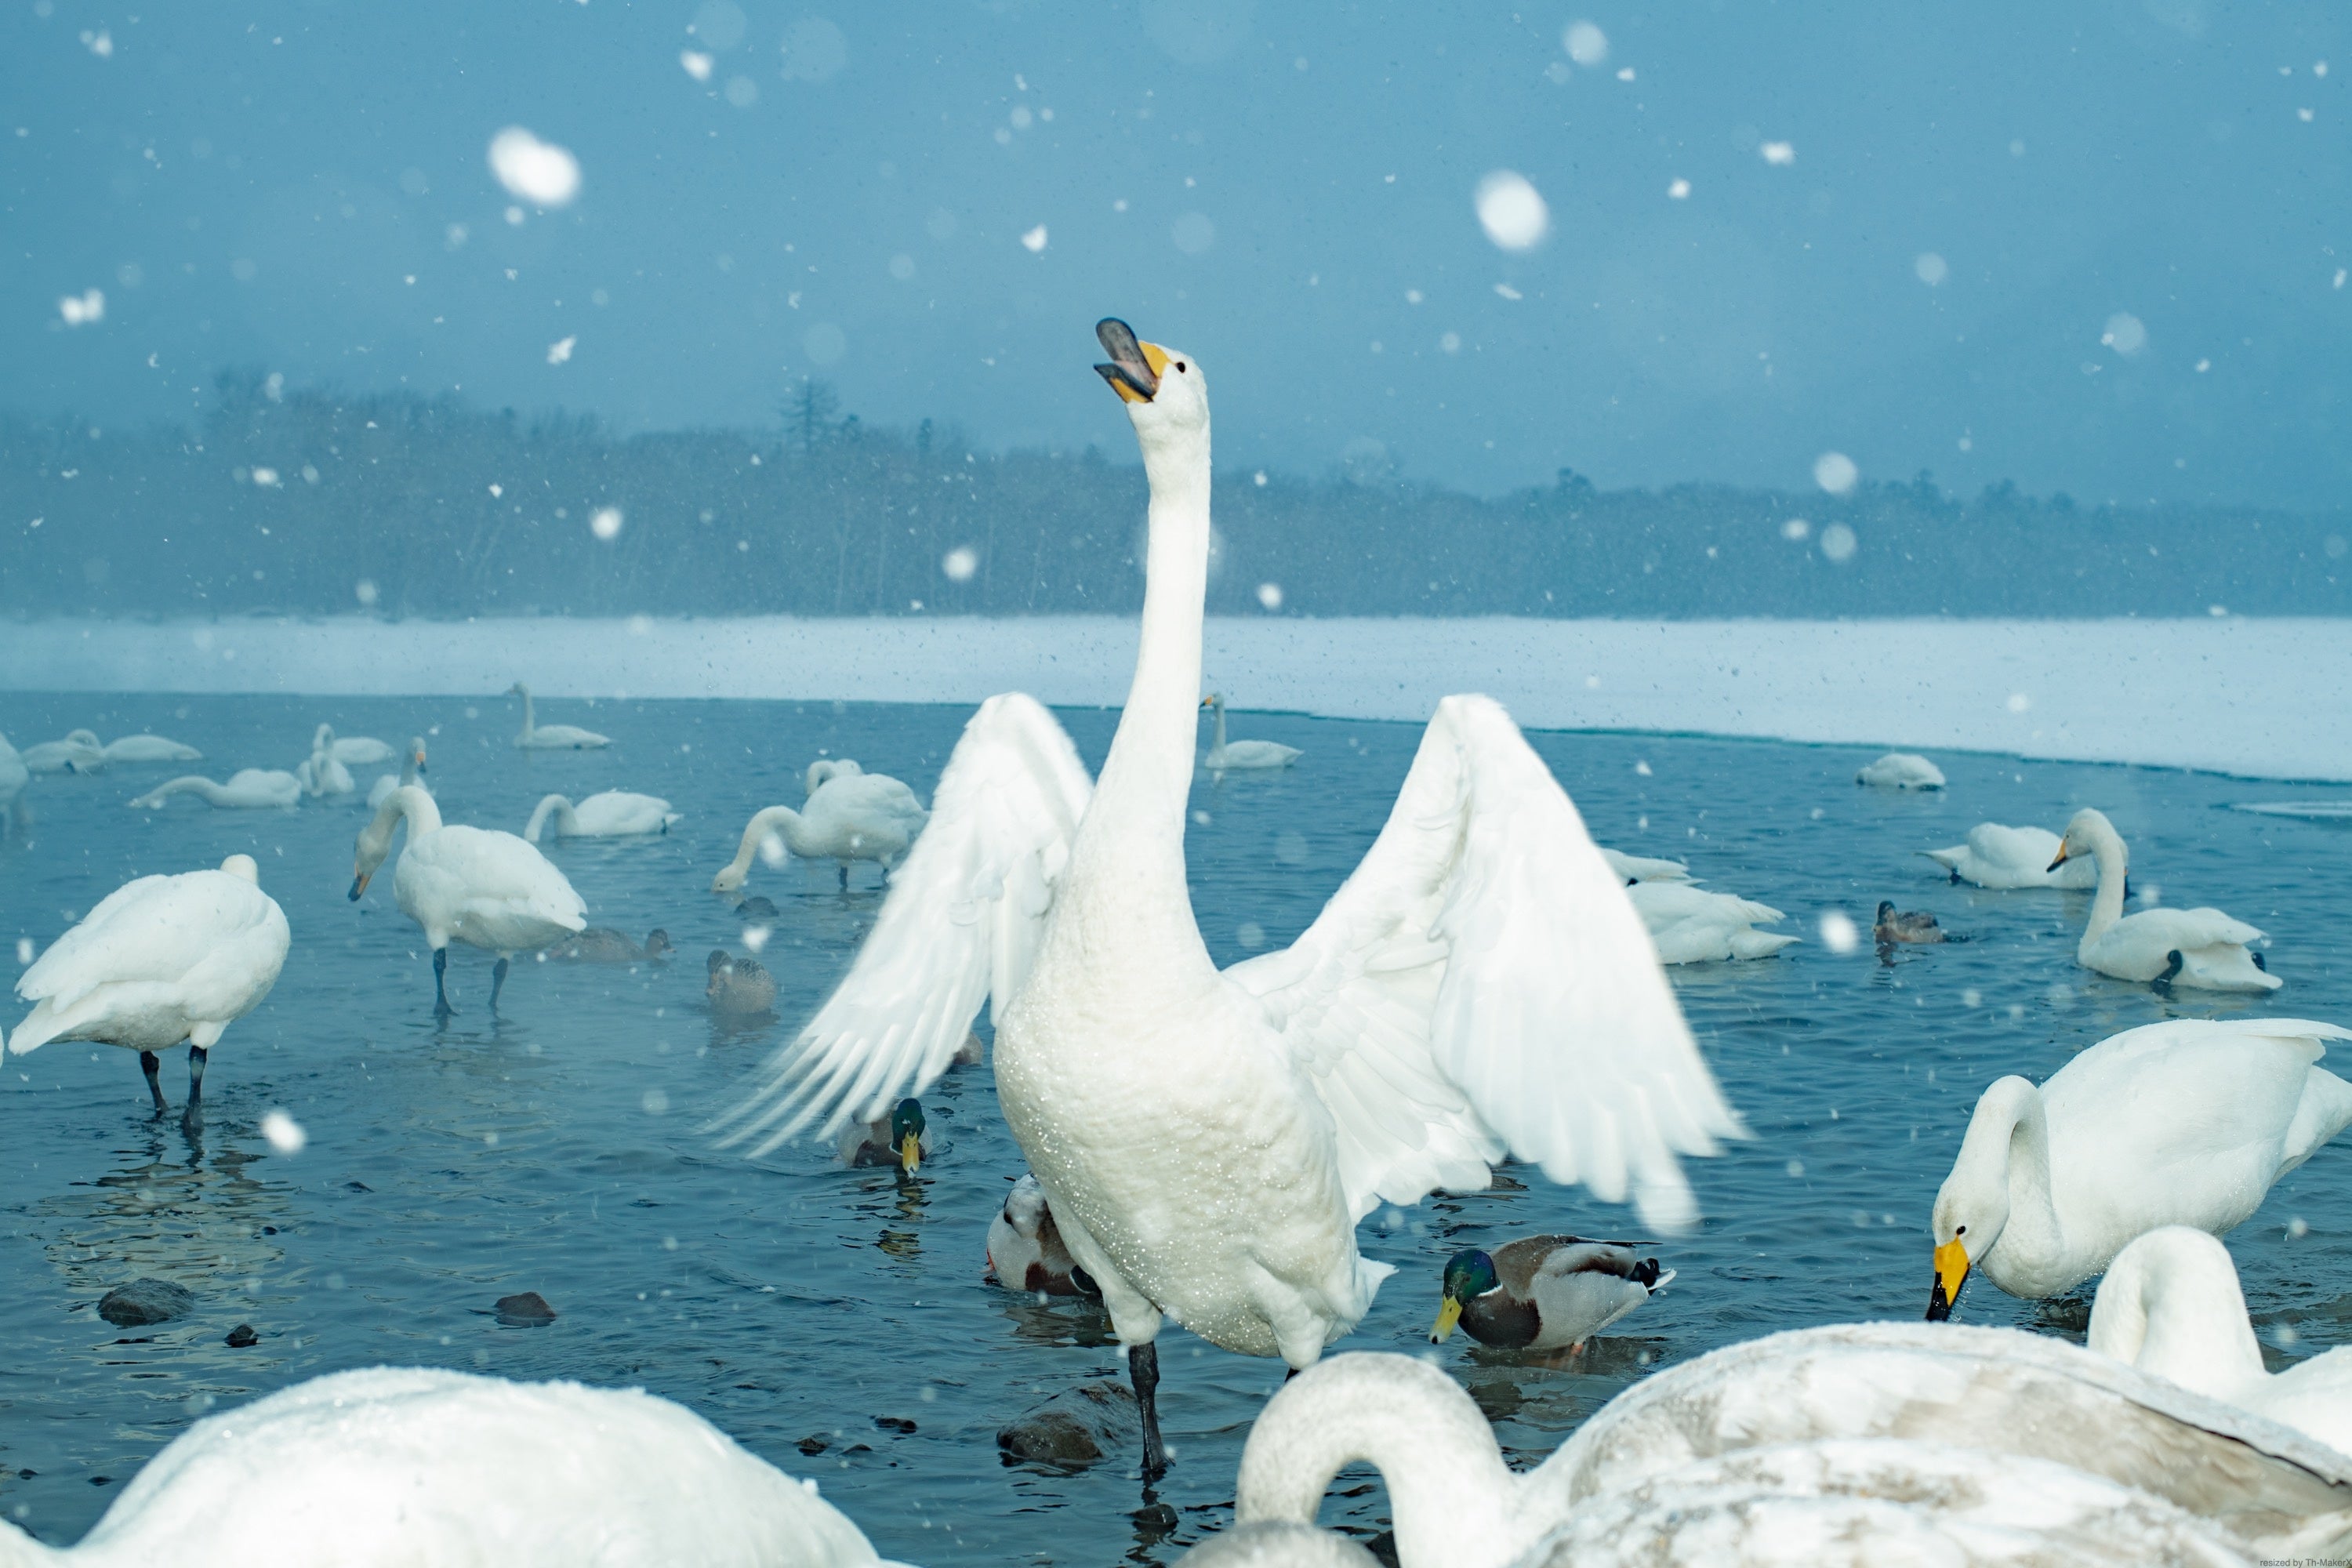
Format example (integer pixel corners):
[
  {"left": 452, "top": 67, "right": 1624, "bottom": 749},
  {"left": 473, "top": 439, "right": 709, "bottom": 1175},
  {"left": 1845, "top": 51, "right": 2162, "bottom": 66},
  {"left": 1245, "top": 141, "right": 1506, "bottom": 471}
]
[
  {"left": 523, "top": 790, "right": 680, "bottom": 841},
  {"left": 355, "top": 787, "right": 585, "bottom": 955}
]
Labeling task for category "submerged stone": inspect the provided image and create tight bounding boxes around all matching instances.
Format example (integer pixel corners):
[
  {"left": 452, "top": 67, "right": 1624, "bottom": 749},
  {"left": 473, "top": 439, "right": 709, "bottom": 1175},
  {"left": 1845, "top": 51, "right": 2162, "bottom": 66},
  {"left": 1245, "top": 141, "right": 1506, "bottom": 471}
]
[
  {"left": 996, "top": 1381, "right": 1137, "bottom": 1469},
  {"left": 96, "top": 1279, "right": 194, "bottom": 1327},
  {"left": 225, "top": 1323, "right": 259, "bottom": 1348},
  {"left": 493, "top": 1290, "right": 557, "bottom": 1326}
]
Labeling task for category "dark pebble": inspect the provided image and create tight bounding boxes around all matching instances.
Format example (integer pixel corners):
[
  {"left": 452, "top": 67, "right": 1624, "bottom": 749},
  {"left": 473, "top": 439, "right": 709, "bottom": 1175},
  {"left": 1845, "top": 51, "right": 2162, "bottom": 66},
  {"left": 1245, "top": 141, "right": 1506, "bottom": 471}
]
[
  {"left": 874, "top": 1415, "right": 917, "bottom": 1434},
  {"left": 344, "top": 1181, "right": 372, "bottom": 1192},
  {"left": 844, "top": 1443, "right": 872, "bottom": 1454},
  {"left": 225, "top": 1323, "right": 259, "bottom": 1348},
  {"left": 996, "top": 1381, "right": 1138, "bottom": 1470},
  {"left": 89, "top": 1476, "right": 110, "bottom": 1487},
  {"left": 96, "top": 1279, "right": 194, "bottom": 1327},
  {"left": 797, "top": 1435, "right": 829, "bottom": 1457},
  {"left": 493, "top": 1290, "right": 557, "bottom": 1327},
  {"left": 1133, "top": 1501, "right": 1179, "bottom": 1533}
]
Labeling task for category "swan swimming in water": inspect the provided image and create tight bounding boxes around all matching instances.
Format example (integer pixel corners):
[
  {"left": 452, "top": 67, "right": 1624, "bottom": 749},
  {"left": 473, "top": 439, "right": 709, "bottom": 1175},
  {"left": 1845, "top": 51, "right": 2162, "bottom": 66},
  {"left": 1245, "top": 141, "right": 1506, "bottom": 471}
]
[
  {"left": 1200, "top": 694, "right": 1301, "bottom": 772},
  {"left": 1854, "top": 752, "right": 1944, "bottom": 789},
  {"left": 296, "top": 735, "right": 354, "bottom": 797},
  {"left": 6, "top": 854, "right": 289, "bottom": 1122},
  {"left": 506, "top": 683, "right": 612, "bottom": 750},
  {"left": 0, "top": 731, "right": 27, "bottom": 836},
  {"left": 0, "top": 1366, "right": 902, "bottom": 1566},
  {"left": 1927, "top": 1017, "right": 2352, "bottom": 1316},
  {"left": 21, "top": 729, "right": 107, "bottom": 773},
  {"left": 523, "top": 790, "right": 680, "bottom": 841},
  {"left": 1626, "top": 880, "right": 1798, "bottom": 963},
  {"left": 711, "top": 771, "right": 928, "bottom": 891},
  {"left": 129, "top": 770, "right": 303, "bottom": 810},
  {"left": 2051, "top": 807, "right": 2281, "bottom": 990},
  {"left": 350, "top": 786, "right": 586, "bottom": 1015},
  {"left": 713, "top": 320, "right": 1737, "bottom": 1478},
  {"left": 366, "top": 736, "right": 430, "bottom": 810},
  {"left": 100, "top": 733, "right": 203, "bottom": 764},
  {"left": 1924, "top": 822, "right": 2097, "bottom": 889},
  {"left": 311, "top": 721, "right": 395, "bottom": 765}
]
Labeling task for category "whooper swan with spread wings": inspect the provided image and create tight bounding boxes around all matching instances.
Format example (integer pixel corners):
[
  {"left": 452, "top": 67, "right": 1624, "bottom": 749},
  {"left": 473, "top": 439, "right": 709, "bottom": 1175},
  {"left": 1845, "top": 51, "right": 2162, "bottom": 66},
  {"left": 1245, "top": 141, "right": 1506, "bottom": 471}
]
[{"left": 713, "top": 319, "right": 1743, "bottom": 1480}]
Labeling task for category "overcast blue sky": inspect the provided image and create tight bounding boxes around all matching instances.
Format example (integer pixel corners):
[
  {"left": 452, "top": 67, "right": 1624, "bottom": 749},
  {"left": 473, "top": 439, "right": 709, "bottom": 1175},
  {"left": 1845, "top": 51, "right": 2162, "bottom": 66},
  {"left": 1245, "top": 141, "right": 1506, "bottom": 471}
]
[{"left": 2, "top": 1, "right": 2346, "bottom": 506}]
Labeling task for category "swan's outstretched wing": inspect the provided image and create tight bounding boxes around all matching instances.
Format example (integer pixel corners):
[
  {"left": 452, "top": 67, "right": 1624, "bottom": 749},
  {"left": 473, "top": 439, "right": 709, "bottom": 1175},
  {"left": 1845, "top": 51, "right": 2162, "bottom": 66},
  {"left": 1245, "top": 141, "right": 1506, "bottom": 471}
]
[
  {"left": 711, "top": 694, "right": 1092, "bottom": 1155},
  {"left": 1225, "top": 695, "right": 1742, "bottom": 1232}
]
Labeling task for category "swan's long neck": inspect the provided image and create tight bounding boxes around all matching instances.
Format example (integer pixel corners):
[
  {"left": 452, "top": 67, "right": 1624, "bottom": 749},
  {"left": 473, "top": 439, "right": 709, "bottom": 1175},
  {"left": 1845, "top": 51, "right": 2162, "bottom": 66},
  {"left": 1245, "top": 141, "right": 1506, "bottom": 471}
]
[
  {"left": 1236, "top": 1356, "right": 1525, "bottom": 1568},
  {"left": 2089, "top": 1232, "right": 2268, "bottom": 1402},
  {"left": 525, "top": 795, "right": 576, "bottom": 844},
  {"left": 2082, "top": 822, "right": 2129, "bottom": 948},
  {"left": 1979, "top": 1080, "right": 2063, "bottom": 1278},
  {"left": 730, "top": 805, "right": 804, "bottom": 875},
  {"left": 1210, "top": 696, "right": 1228, "bottom": 755},
  {"left": 1066, "top": 419, "right": 1212, "bottom": 913},
  {"left": 141, "top": 775, "right": 217, "bottom": 805},
  {"left": 380, "top": 786, "right": 444, "bottom": 839},
  {"left": 516, "top": 688, "right": 535, "bottom": 740}
]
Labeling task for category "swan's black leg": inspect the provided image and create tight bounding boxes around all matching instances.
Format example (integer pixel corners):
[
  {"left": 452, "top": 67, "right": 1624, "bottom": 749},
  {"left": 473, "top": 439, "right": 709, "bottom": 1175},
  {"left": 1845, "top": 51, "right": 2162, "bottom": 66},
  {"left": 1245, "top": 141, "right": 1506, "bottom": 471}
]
[
  {"left": 2154, "top": 949, "right": 2183, "bottom": 996},
  {"left": 1130, "top": 1340, "right": 1167, "bottom": 1481},
  {"left": 837, "top": 862, "right": 850, "bottom": 891},
  {"left": 433, "top": 948, "right": 455, "bottom": 1017},
  {"left": 183, "top": 1045, "right": 208, "bottom": 1126},
  {"left": 490, "top": 956, "right": 511, "bottom": 1013},
  {"left": 140, "top": 1051, "right": 165, "bottom": 1113}
]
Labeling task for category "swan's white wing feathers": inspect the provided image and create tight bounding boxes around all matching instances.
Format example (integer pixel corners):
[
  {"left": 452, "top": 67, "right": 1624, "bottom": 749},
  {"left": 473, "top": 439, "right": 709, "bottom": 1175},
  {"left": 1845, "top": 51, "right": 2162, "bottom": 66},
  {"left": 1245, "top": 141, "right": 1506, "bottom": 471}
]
[
  {"left": 713, "top": 694, "right": 1091, "bottom": 1156},
  {"left": 18, "top": 872, "right": 277, "bottom": 1011},
  {"left": 1230, "top": 695, "right": 1741, "bottom": 1232},
  {"left": 2117, "top": 906, "right": 2266, "bottom": 950}
]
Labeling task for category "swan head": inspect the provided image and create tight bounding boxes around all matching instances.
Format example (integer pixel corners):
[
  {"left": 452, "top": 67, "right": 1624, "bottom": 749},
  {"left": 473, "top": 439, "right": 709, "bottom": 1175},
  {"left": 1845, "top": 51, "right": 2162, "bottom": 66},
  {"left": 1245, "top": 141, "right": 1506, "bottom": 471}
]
[
  {"left": 351, "top": 803, "right": 405, "bottom": 900},
  {"left": 408, "top": 738, "right": 429, "bottom": 774},
  {"left": 220, "top": 853, "right": 260, "bottom": 884},
  {"left": 1927, "top": 1076, "right": 2034, "bottom": 1319},
  {"left": 1094, "top": 318, "right": 1207, "bottom": 441},
  {"left": 1430, "top": 1248, "right": 1499, "bottom": 1341},
  {"left": 506, "top": 682, "right": 528, "bottom": 699},
  {"left": 2050, "top": 807, "right": 2122, "bottom": 873},
  {"left": 890, "top": 1098, "right": 926, "bottom": 1174}
]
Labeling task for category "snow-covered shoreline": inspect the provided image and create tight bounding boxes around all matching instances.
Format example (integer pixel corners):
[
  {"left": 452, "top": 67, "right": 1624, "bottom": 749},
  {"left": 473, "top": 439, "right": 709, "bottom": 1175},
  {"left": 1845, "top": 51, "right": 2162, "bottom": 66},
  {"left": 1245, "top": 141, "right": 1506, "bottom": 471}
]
[{"left": 4, "top": 614, "right": 2347, "bottom": 782}]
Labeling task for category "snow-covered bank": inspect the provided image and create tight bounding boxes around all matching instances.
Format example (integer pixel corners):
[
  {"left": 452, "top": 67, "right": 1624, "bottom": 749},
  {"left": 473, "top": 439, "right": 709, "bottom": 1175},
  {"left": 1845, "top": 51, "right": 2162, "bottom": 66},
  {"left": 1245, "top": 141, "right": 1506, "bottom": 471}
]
[{"left": 4, "top": 615, "right": 2347, "bottom": 782}]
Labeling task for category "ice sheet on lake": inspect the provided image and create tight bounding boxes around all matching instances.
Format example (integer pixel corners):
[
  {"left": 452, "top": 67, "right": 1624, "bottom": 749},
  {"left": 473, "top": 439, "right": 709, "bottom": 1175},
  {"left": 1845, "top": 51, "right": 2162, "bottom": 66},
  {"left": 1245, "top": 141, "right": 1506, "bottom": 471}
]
[{"left": 3, "top": 615, "right": 2348, "bottom": 782}]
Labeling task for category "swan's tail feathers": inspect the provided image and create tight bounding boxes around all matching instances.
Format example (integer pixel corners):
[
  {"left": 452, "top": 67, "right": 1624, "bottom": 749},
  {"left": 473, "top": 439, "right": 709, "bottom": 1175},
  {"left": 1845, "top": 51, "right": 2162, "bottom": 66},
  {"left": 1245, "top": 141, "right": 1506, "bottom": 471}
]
[
  {"left": 1922, "top": 846, "right": 1965, "bottom": 871},
  {"left": 2282, "top": 1062, "right": 2352, "bottom": 1174},
  {"left": 1726, "top": 928, "right": 1802, "bottom": 960},
  {"left": 5, "top": 999, "right": 71, "bottom": 1059},
  {"left": 708, "top": 692, "right": 1094, "bottom": 1160}
]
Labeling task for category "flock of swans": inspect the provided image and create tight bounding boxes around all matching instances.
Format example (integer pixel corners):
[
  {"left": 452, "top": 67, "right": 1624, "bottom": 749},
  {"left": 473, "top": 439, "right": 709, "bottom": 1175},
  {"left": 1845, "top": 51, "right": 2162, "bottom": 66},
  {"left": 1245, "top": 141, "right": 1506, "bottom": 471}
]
[{"left": 3, "top": 320, "right": 2348, "bottom": 1565}]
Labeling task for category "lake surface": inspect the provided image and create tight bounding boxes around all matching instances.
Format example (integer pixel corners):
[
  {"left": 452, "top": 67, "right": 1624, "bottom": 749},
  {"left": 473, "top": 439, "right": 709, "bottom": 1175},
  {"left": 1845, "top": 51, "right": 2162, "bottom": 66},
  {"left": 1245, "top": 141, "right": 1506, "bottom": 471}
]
[{"left": 3, "top": 692, "right": 2350, "bottom": 1563}]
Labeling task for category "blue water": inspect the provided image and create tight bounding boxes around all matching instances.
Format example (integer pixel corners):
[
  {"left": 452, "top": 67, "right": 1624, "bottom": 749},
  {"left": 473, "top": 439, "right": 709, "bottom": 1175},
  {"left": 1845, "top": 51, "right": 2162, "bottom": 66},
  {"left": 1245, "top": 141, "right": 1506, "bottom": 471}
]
[{"left": 2, "top": 693, "right": 2349, "bottom": 1562}]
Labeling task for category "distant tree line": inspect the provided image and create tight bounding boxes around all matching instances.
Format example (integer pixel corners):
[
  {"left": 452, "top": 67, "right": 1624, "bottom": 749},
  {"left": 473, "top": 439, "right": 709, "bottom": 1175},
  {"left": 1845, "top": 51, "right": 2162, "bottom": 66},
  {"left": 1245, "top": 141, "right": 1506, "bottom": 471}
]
[{"left": 2, "top": 370, "right": 2346, "bottom": 621}]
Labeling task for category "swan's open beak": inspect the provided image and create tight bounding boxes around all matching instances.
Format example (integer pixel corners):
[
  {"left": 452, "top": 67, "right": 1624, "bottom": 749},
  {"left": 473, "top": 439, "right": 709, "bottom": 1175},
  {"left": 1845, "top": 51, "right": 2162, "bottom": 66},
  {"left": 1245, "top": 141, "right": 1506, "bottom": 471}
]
[
  {"left": 1428, "top": 1296, "right": 1464, "bottom": 1343},
  {"left": 348, "top": 871, "right": 370, "bottom": 902},
  {"left": 1095, "top": 318, "right": 1167, "bottom": 404},
  {"left": 1926, "top": 1239, "right": 1969, "bottom": 1320},
  {"left": 898, "top": 1132, "right": 922, "bottom": 1175}
]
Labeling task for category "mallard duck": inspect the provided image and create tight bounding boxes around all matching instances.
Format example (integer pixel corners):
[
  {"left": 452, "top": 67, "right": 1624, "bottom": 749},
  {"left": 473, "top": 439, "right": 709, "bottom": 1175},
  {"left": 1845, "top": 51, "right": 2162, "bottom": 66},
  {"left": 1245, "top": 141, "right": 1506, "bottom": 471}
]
[
  {"left": 839, "top": 1097, "right": 929, "bottom": 1173},
  {"left": 1429, "top": 1236, "right": 1671, "bottom": 1352},
  {"left": 986, "top": 1173, "right": 1099, "bottom": 1297},
  {"left": 550, "top": 927, "right": 672, "bottom": 964},
  {"left": 706, "top": 949, "right": 776, "bottom": 1015},
  {"left": 1872, "top": 902, "right": 1947, "bottom": 946}
]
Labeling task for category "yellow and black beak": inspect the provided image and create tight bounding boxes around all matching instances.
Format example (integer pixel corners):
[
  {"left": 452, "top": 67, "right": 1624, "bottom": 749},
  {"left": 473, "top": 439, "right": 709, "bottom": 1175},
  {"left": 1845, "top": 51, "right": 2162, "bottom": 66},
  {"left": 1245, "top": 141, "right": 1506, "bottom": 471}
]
[
  {"left": 1428, "top": 1295, "right": 1464, "bottom": 1343},
  {"left": 1926, "top": 1239, "right": 1969, "bottom": 1320},
  {"left": 898, "top": 1132, "right": 922, "bottom": 1175},
  {"left": 2046, "top": 838, "right": 2071, "bottom": 873},
  {"left": 1095, "top": 318, "right": 1168, "bottom": 404},
  {"left": 348, "top": 870, "right": 371, "bottom": 902}
]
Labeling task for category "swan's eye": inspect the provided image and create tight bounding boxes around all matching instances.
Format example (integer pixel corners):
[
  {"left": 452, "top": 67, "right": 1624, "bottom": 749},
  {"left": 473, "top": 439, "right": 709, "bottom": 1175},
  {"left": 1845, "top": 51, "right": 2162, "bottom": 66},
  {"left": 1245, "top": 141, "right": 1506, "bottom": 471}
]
[
  {"left": 1174, "top": 361, "right": 1187, "bottom": 372},
  {"left": 1955, "top": 1225, "right": 1966, "bottom": 1236}
]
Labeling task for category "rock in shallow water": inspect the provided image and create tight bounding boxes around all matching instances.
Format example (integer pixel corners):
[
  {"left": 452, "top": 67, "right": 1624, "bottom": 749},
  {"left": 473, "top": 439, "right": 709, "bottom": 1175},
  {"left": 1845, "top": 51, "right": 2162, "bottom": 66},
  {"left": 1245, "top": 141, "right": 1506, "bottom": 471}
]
[
  {"left": 97, "top": 1279, "right": 194, "bottom": 1327},
  {"left": 493, "top": 1290, "right": 557, "bottom": 1326},
  {"left": 996, "top": 1381, "right": 1137, "bottom": 1469},
  {"left": 225, "top": 1323, "right": 259, "bottom": 1348}
]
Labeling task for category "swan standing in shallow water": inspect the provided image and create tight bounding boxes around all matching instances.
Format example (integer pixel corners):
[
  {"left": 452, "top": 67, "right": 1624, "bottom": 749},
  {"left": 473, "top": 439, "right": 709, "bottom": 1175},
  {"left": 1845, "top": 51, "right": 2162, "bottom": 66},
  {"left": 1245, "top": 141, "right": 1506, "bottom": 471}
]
[
  {"left": 1927, "top": 1018, "right": 2352, "bottom": 1316},
  {"left": 129, "top": 770, "right": 303, "bottom": 810},
  {"left": 2093, "top": 1226, "right": 2352, "bottom": 1458},
  {"left": 0, "top": 1366, "right": 900, "bottom": 1566},
  {"left": 1925, "top": 822, "right": 2097, "bottom": 889},
  {"left": 366, "top": 736, "right": 430, "bottom": 809},
  {"left": 350, "top": 786, "right": 586, "bottom": 1015},
  {"left": 1855, "top": 752, "right": 1944, "bottom": 789},
  {"left": 714, "top": 320, "right": 1737, "bottom": 1477},
  {"left": 21, "top": 729, "right": 107, "bottom": 773},
  {"left": 1200, "top": 694, "right": 1301, "bottom": 772},
  {"left": 6, "top": 854, "right": 289, "bottom": 1120},
  {"left": 506, "top": 682, "right": 612, "bottom": 749},
  {"left": 524, "top": 790, "right": 680, "bottom": 841},
  {"left": 2053, "top": 806, "right": 2281, "bottom": 990},
  {"left": 100, "top": 733, "right": 202, "bottom": 764},
  {"left": 711, "top": 772, "right": 928, "bottom": 891}
]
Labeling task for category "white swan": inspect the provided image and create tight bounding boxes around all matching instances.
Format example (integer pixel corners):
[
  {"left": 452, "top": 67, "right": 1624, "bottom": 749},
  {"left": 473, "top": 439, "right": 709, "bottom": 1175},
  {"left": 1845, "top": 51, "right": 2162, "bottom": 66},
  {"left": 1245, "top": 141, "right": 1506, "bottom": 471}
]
[
  {"left": 2053, "top": 807, "right": 2281, "bottom": 990},
  {"left": 1924, "top": 822, "right": 2097, "bottom": 890},
  {"left": 1598, "top": 848, "right": 1689, "bottom": 884},
  {"left": 367, "top": 736, "right": 430, "bottom": 810},
  {"left": 524, "top": 790, "right": 680, "bottom": 842},
  {"left": 0, "top": 731, "right": 27, "bottom": 836},
  {"left": 0, "top": 1366, "right": 902, "bottom": 1566},
  {"left": 507, "top": 682, "right": 612, "bottom": 750},
  {"left": 1928, "top": 1018, "right": 2352, "bottom": 1313},
  {"left": 129, "top": 770, "right": 303, "bottom": 810},
  {"left": 1626, "top": 880, "right": 1798, "bottom": 963},
  {"left": 22, "top": 728, "right": 107, "bottom": 773},
  {"left": 100, "top": 733, "right": 202, "bottom": 764},
  {"left": 2234, "top": 801, "right": 2352, "bottom": 821},
  {"left": 711, "top": 774, "right": 929, "bottom": 891},
  {"left": 1229, "top": 1340, "right": 2347, "bottom": 1568},
  {"left": 1201, "top": 694, "right": 1302, "bottom": 772},
  {"left": 2094, "top": 1227, "right": 2352, "bottom": 1460},
  {"left": 312, "top": 721, "right": 394, "bottom": 765},
  {"left": 5, "top": 854, "right": 289, "bottom": 1120},
  {"left": 712, "top": 319, "right": 1738, "bottom": 1476},
  {"left": 296, "top": 738, "right": 354, "bottom": 797},
  {"left": 806, "top": 757, "right": 864, "bottom": 794},
  {"left": 1855, "top": 752, "right": 1944, "bottom": 789},
  {"left": 350, "top": 786, "right": 586, "bottom": 1014}
]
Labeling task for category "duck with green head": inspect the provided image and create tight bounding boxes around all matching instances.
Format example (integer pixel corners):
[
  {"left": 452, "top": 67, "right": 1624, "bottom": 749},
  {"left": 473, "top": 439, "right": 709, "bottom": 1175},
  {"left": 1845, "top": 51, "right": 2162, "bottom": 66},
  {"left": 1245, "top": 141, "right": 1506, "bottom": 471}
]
[
  {"left": 840, "top": 1097, "right": 931, "bottom": 1174},
  {"left": 1431, "top": 1235, "right": 1673, "bottom": 1352}
]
